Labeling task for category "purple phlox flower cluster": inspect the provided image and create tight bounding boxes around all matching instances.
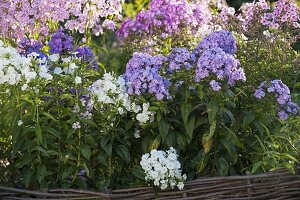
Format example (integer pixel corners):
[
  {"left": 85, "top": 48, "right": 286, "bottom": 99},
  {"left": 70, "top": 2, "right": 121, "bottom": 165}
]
[
  {"left": 18, "top": 38, "right": 47, "bottom": 59},
  {"left": 254, "top": 80, "right": 299, "bottom": 120},
  {"left": 75, "top": 46, "right": 98, "bottom": 69},
  {"left": 116, "top": 0, "right": 211, "bottom": 39},
  {"left": 124, "top": 52, "right": 170, "bottom": 100},
  {"left": 195, "top": 47, "right": 245, "bottom": 87},
  {"left": 167, "top": 48, "right": 194, "bottom": 72},
  {"left": 196, "top": 30, "right": 237, "bottom": 55},
  {"left": 210, "top": 80, "right": 222, "bottom": 91},
  {"left": 217, "top": 6, "right": 236, "bottom": 26},
  {"left": 238, "top": 0, "right": 299, "bottom": 31},
  {"left": 0, "top": 0, "right": 123, "bottom": 40},
  {"left": 49, "top": 28, "right": 73, "bottom": 55},
  {"left": 237, "top": 0, "right": 270, "bottom": 31},
  {"left": 194, "top": 30, "right": 245, "bottom": 90},
  {"left": 261, "top": 0, "right": 300, "bottom": 29}
]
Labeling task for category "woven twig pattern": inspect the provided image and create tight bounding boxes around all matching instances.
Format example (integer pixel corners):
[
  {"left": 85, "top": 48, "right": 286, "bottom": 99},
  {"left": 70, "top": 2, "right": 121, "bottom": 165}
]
[{"left": 1, "top": 168, "right": 300, "bottom": 200}]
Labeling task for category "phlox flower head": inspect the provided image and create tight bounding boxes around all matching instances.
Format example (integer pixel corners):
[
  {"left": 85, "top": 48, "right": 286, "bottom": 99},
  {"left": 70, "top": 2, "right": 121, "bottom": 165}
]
[
  {"left": 0, "top": 40, "right": 38, "bottom": 86},
  {"left": 0, "top": 0, "right": 123, "bottom": 40},
  {"left": 116, "top": 0, "right": 211, "bottom": 39},
  {"left": 196, "top": 30, "right": 237, "bottom": 55},
  {"left": 167, "top": 48, "right": 194, "bottom": 72},
  {"left": 254, "top": 80, "right": 299, "bottom": 120},
  {"left": 195, "top": 47, "right": 245, "bottom": 88},
  {"left": 140, "top": 147, "right": 187, "bottom": 190},
  {"left": 124, "top": 52, "right": 170, "bottom": 100},
  {"left": 18, "top": 38, "right": 47, "bottom": 59},
  {"left": 49, "top": 28, "right": 73, "bottom": 54},
  {"left": 75, "top": 46, "right": 98, "bottom": 69},
  {"left": 261, "top": 0, "right": 300, "bottom": 29}
]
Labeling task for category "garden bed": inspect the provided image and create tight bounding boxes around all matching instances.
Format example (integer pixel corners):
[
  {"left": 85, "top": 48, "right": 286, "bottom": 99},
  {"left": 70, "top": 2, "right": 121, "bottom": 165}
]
[
  {"left": 0, "top": 0, "right": 300, "bottom": 198},
  {"left": 1, "top": 168, "right": 300, "bottom": 199}
]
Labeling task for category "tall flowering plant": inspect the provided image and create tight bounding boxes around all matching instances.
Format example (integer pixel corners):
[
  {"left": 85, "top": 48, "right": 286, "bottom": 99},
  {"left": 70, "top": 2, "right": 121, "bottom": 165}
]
[
  {"left": 117, "top": 0, "right": 212, "bottom": 54},
  {"left": 0, "top": 0, "right": 123, "bottom": 41},
  {"left": 122, "top": 26, "right": 299, "bottom": 179},
  {"left": 0, "top": 0, "right": 299, "bottom": 193},
  {"left": 0, "top": 29, "right": 157, "bottom": 189}
]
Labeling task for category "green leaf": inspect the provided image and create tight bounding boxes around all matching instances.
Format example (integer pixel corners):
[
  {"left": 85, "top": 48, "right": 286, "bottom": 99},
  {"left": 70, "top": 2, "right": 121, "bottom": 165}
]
[
  {"left": 283, "top": 163, "right": 295, "bottom": 174},
  {"left": 207, "top": 99, "right": 219, "bottom": 124},
  {"left": 80, "top": 145, "right": 91, "bottom": 160},
  {"left": 221, "top": 140, "right": 237, "bottom": 164},
  {"left": 158, "top": 118, "right": 169, "bottom": 143},
  {"left": 166, "top": 132, "right": 176, "bottom": 147},
  {"left": 22, "top": 169, "right": 33, "bottom": 188},
  {"left": 80, "top": 118, "right": 99, "bottom": 128},
  {"left": 59, "top": 94, "right": 74, "bottom": 100},
  {"left": 131, "top": 165, "right": 145, "bottom": 180},
  {"left": 195, "top": 150, "right": 209, "bottom": 173},
  {"left": 280, "top": 153, "right": 298, "bottom": 162},
  {"left": 97, "top": 152, "right": 108, "bottom": 166},
  {"left": 176, "top": 133, "right": 187, "bottom": 150},
  {"left": 82, "top": 163, "right": 90, "bottom": 176},
  {"left": 67, "top": 129, "right": 76, "bottom": 140},
  {"left": 225, "top": 109, "right": 236, "bottom": 125},
  {"left": 217, "top": 157, "right": 229, "bottom": 176},
  {"left": 36, "top": 163, "right": 46, "bottom": 184},
  {"left": 61, "top": 167, "right": 73, "bottom": 180},
  {"left": 15, "top": 154, "right": 35, "bottom": 168},
  {"left": 150, "top": 137, "right": 161, "bottom": 151},
  {"left": 251, "top": 161, "right": 262, "bottom": 174},
  {"left": 100, "top": 136, "right": 112, "bottom": 155},
  {"left": 44, "top": 127, "right": 61, "bottom": 139},
  {"left": 185, "top": 115, "right": 195, "bottom": 143},
  {"left": 243, "top": 111, "right": 255, "bottom": 128},
  {"left": 47, "top": 150, "right": 60, "bottom": 156},
  {"left": 222, "top": 125, "right": 244, "bottom": 149},
  {"left": 181, "top": 102, "right": 192, "bottom": 124},
  {"left": 202, "top": 120, "right": 216, "bottom": 153},
  {"left": 31, "top": 146, "right": 49, "bottom": 156},
  {"left": 35, "top": 123, "right": 42, "bottom": 144},
  {"left": 115, "top": 145, "right": 130, "bottom": 163},
  {"left": 12, "top": 126, "right": 23, "bottom": 157},
  {"left": 41, "top": 111, "right": 57, "bottom": 122}
]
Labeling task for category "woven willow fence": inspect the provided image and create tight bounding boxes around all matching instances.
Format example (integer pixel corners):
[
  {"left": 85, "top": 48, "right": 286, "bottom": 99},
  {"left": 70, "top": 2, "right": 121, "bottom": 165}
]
[{"left": 1, "top": 167, "right": 300, "bottom": 199}]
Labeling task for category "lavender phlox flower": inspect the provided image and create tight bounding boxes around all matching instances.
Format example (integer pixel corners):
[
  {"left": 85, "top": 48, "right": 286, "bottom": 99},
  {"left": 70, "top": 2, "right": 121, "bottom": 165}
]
[
  {"left": 254, "top": 88, "right": 265, "bottom": 99},
  {"left": 167, "top": 48, "right": 194, "bottom": 72},
  {"left": 124, "top": 52, "right": 170, "bottom": 100},
  {"left": 0, "top": 0, "right": 123, "bottom": 40},
  {"left": 75, "top": 46, "right": 98, "bottom": 69},
  {"left": 196, "top": 30, "right": 237, "bottom": 55},
  {"left": 49, "top": 28, "right": 73, "bottom": 54},
  {"left": 195, "top": 47, "right": 245, "bottom": 88},
  {"left": 117, "top": 0, "right": 211, "bottom": 39},
  {"left": 254, "top": 79, "right": 299, "bottom": 120},
  {"left": 261, "top": 0, "right": 300, "bottom": 29},
  {"left": 237, "top": 0, "right": 270, "bottom": 30},
  {"left": 18, "top": 38, "right": 47, "bottom": 59},
  {"left": 210, "top": 80, "right": 221, "bottom": 91},
  {"left": 278, "top": 110, "right": 289, "bottom": 121}
]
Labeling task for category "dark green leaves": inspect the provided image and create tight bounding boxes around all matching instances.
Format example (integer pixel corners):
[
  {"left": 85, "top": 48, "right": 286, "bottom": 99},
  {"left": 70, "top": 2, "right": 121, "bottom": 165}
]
[
  {"left": 80, "top": 145, "right": 91, "bottom": 160},
  {"left": 207, "top": 98, "right": 220, "bottom": 124},
  {"left": 158, "top": 118, "right": 170, "bottom": 142},
  {"left": 115, "top": 145, "right": 130, "bottom": 163}
]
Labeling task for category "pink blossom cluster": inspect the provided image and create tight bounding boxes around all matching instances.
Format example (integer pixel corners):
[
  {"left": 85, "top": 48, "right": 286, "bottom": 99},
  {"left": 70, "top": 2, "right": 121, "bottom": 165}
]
[
  {"left": 237, "top": 0, "right": 270, "bottom": 31},
  {"left": 261, "top": 0, "right": 300, "bottom": 29},
  {"left": 116, "top": 0, "right": 211, "bottom": 39},
  {"left": 237, "top": 0, "right": 299, "bottom": 30},
  {"left": 0, "top": 0, "right": 123, "bottom": 41}
]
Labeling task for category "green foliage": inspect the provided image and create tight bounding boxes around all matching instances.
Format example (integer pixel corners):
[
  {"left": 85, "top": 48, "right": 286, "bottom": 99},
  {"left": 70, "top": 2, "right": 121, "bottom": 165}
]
[{"left": 0, "top": 0, "right": 299, "bottom": 192}]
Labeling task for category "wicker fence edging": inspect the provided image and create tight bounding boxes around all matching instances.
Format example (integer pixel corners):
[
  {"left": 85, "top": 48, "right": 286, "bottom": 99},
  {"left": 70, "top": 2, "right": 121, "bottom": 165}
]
[{"left": 1, "top": 167, "right": 300, "bottom": 200}]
